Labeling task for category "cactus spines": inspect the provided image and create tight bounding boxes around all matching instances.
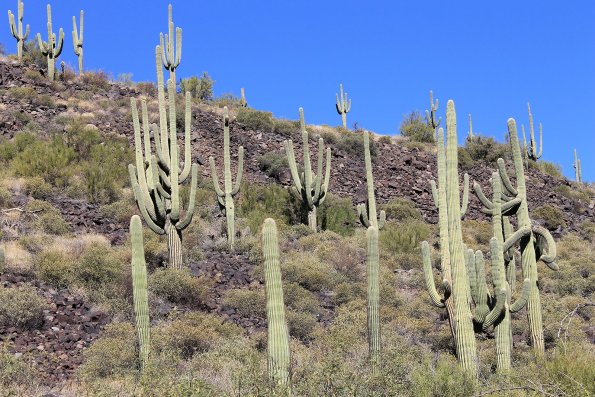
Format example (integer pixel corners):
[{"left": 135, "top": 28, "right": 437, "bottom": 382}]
[
  {"left": 358, "top": 130, "right": 386, "bottom": 229},
  {"left": 129, "top": 45, "right": 197, "bottom": 269},
  {"left": 262, "top": 218, "right": 290, "bottom": 387},
  {"left": 524, "top": 103, "right": 543, "bottom": 161},
  {"left": 425, "top": 90, "right": 441, "bottom": 133},
  {"left": 574, "top": 149, "right": 582, "bottom": 184},
  {"left": 422, "top": 100, "right": 477, "bottom": 376},
  {"left": 284, "top": 108, "right": 331, "bottom": 232},
  {"left": 209, "top": 106, "right": 244, "bottom": 251},
  {"left": 240, "top": 87, "right": 247, "bottom": 107},
  {"left": 36, "top": 4, "right": 64, "bottom": 81},
  {"left": 335, "top": 83, "right": 351, "bottom": 129},
  {"left": 130, "top": 215, "right": 150, "bottom": 368},
  {"left": 366, "top": 226, "right": 381, "bottom": 372},
  {"left": 8, "top": 0, "right": 29, "bottom": 59},
  {"left": 72, "top": 10, "right": 83, "bottom": 76},
  {"left": 160, "top": 4, "right": 181, "bottom": 83}
]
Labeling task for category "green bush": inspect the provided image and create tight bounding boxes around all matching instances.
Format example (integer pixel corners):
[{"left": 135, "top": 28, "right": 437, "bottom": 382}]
[
  {"left": 222, "top": 288, "right": 266, "bottom": 318},
  {"left": 23, "top": 176, "right": 52, "bottom": 199},
  {"left": 149, "top": 268, "right": 208, "bottom": 306},
  {"left": 180, "top": 72, "right": 214, "bottom": 101},
  {"left": 0, "top": 347, "right": 38, "bottom": 389},
  {"left": 214, "top": 93, "right": 243, "bottom": 108},
  {"left": 26, "top": 200, "right": 71, "bottom": 235},
  {"left": 335, "top": 131, "right": 377, "bottom": 160},
  {"left": 534, "top": 204, "right": 567, "bottom": 229},
  {"left": 283, "top": 282, "right": 321, "bottom": 314},
  {"left": 380, "top": 220, "right": 430, "bottom": 256},
  {"left": 258, "top": 151, "right": 289, "bottom": 181},
  {"left": 531, "top": 160, "right": 563, "bottom": 179},
  {"left": 0, "top": 284, "right": 47, "bottom": 330},
  {"left": 286, "top": 309, "right": 317, "bottom": 341},
  {"left": 282, "top": 252, "right": 340, "bottom": 292},
  {"left": 238, "top": 183, "right": 296, "bottom": 233},
  {"left": 273, "top": 119, "right": 300, "bottom": 137},
  {"left": 411, "top": 355, "right": 476, "bottom": 397},
  {"left": 235, "top": 108, "right": 274, "bottom": 133},
  {"left": 21, "top": 40, "right": 46, "bottom": 69},
  {"left": 76, "top": 243, "right": 123, "bottom": 288},
  {"left": 464, "top": 135, "right": 509, "bottom": 164},
  {"left": 81, "top": 70, "right": 112, "bottom": 91},
  {"left": 400, "top": 111, "right": 435, "bottom": 143},
  {"left": 382, "top": 197, "right": 423, "bottom": 222},
  {"left": 34, "top": 249, "right": 76, "bottom": 288},
  {"left": 319, "top": 193, "right": 356, "bottom": 236}
]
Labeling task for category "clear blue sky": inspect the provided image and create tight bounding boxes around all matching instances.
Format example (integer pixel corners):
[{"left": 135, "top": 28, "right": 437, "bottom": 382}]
[{"left": 2, "top": 1, "right": 594, "bottom": 181}]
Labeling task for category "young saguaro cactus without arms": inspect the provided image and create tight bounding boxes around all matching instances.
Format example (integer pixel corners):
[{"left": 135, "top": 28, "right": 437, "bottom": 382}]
[
  {"left": 36, "top": 4, "right": 64, "bottom": 81},
  {"left": 358, "top": 130, "right": 386, "bottom": 229},
  {"left": 240, "top": 87, "right": 247, "bottom": 107},
  {"left": 8, "top": 0, "right": 30, "bottom": 59},
  {"left": 128, "top": 45, "right": 198, "bottom": 270},
  {"left": 284, "top": 108, "right": 332, "bottom": 232},
  {"left": 521, "top": 103, "right": 543, "bottom": 162},
  {"left": 421, "top": 100, "right": 477, "bottom": 376},
  {"left": 474, "top": 119, "right": 558, "bottom": 356},
  {"left": 262, "top": 218, "right": 291, "bottom": 387},
  {"left": 335, "top": 83, "right": 351, "bottom": 129},
  {"left": 573, "top": 149, "right": 583, "bottom": 184},
  {"left": 209, "top": 107, "right": 244, "bottom": 251},
  {"left": 72, "top": 10, "right": 83, "bottom": 76},
  {"left": 130, "top": 215, "right": 150, "bottom": 368},
  {"left": 160, "top": 4, "right": 181, "bottom": 84}
]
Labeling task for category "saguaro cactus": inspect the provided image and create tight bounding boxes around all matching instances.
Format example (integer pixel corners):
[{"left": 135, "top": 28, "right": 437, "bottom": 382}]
[
  {"left": 358, "top": 130, "right": 386, "bottom": 229},
  {"left": 262, "top": 218, "right": 290, "bottom": 387},
  {"left": 160, "top": 4, "right": 181, "bottom": 83},
  {"left": 36, "top": 4, "right": 64, "bottom": 81},
  {"left": 425, "top": 90, "right": 441, "bottom": 134},
  {"left": 421, "top": 100, "right": 477, "bottom": 376},
  {"left": 574, "top": 149, "right": 582, "bottom": 184},
  {"left": 284, "top": 108, "right": 331, "bottom": 232},
  {"left": 240, "top": 87, "right": 247, "bottom": 107},
  {"left": 209, "top": 106, "right": 244, "bottom": 251},
  {"left": 129, "top": 45, "right": 197, "bottom": 270},
  {"left": 521, "top": 103, "right": 542, "bottom": 161},
  {"left": 72, "top": 10, "right": 83, "bottom": 76},
  {"left": 467, "top": 114, "right": 474, "bottom": 140},
  {"left": 474, "top": 119, "right": 558, "bottom": 356},
  {"left": 366, "top": 226, "right": 380, "bottom": 372},
  {"left": 335, "top": 83, "right": 351, "bottom": 129},
  {"left": 130, "top": 215, "right": 150, "bottom": 368},
  {"left": 8, "top": 0, "right": 29, "bottom": 59}
]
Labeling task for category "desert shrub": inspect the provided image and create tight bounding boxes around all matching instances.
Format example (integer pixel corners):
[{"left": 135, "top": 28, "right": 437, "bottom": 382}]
[
  {"left": 282, "top": 252, "right": 340, "bottom": 292},
  {"left": 21, "top": 40, "right": 46, "bottom": 69},
  {"left": 258, "top": 151, "right": 289, "bottom": 181},
  {"left": 531, "top": 160, "right": 563, "bottom": 179},
  {"left": 0, "top": 347, "right": 38, "bottom": 389},
  {"left": 25, "top": 199, "right": 71, "bottom": 235},
  {"left": 238, "top": 183, "right": 296, "bottom": 233},
  {"left": 81, "top": 70, "right": 111, "bottom": 91},
  {"left": 100, "top": 192, "right": 136, "bottom": 224},
  {"left": 457, "top": 147, "right": 475, "bottom": 170},
  {"left": 464, "top": 135, "right": 509, "bottom": 164},
  {"left": 180, "top": 72, "right": 214, "bottom": 101},
  {"left": 378, "top": 135, "right": 392, "bottom": 145},
  {"left": 79, "top": 323, "right": 138, "bottom": 379},
  {"left": 382, "top": 197, "right": 423, "bottom": 222},
  {"left": 214, "top": 93, "right": 243, "bottom": 108},
  {"left": 534, "top": 204, "right": 567, "bottom": 229},
  {"left": 76, "top": 243, "right": 123, "bottom": 288},
  {"left": 23, "top": 176, "right": 52, "bottom": 199},
  {"left": 283, "top": 282, "right": 321, "bottom": 314},
  {"left": 116, "top": 73, "right": 133, "bottom": 85},
  {"left": 222, "top": 288, "right": 266, "bottom": 318},
  {"left": 400, "top": 111, "right": 435, "bottom": 143},
  {"left": 286, "top": 309, "right": 317, "bottom": 341},
  {"left": 34, "top": 249, "right": 76, "bottom": 288},
  {"left": 137, "top": 81, "right": 157, "bottom": 97},
  {"left": 334, "top": 131, "right": 377, "bottom": 160},
  {"left": 411, "top": 354, "right": 476, "bottom": 397},
  {"left": 579, "top": 220, "right": 595, "bottom": 243},
  {"left": 7, "top": 86, "right": 37, "bottom": 101},
  {"left": 235, "top": 108, "right": 274, "bottom": 133},
  {"left": 381, "top": 220, "right": 430, "bottom": 256},
  {"left": 273, "top": 119, "right": 300, "bottom": 137},
  {"left": 319, "top": 193, "right": 356, "bottom": 236},
  {"left": 554, "top": 184, "right": 590, "bottom": 206},
  {"left": 0, "top": 284, "right": 46, "bottom": 330},
  {"left": 462, "top": 219, "right": 493, "bottom": 252},
  {"left": 149, "top": 268, "right": 208, "bottom": 306},
  {"left": 334, "top": 281, "right": 366, "bottom": 305},
  {"left": 0, "top": 186, "right": 13, "bottom": 208}
]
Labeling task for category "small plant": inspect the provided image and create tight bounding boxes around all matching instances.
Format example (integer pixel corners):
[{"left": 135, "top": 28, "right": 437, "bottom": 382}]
[
  {"left": 534, "top": 204, "right": 567, "bottom": 229},
  {"left": 149, "top": 268, "right": 208, "bottom": 306},
  {"left": 235, "top": 108, "right": 274, "bottom": 133},
  {"left": 0, "top": 284, "right": 46, "bottom": 330},
  {"left": 258, "top": 151, "right": 289, "bottom": 181},
  {"left": 400, "top": 111, "right": 435, "bottom": 143},
  {"left": 180, "top": 72, "right": 214, "bottom": 101}
]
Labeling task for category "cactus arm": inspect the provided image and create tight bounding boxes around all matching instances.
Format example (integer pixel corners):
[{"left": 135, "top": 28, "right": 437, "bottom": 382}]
[
  {"left": 149, "top": 157, "right": 167, "bottom": 218},
  {"left": 141, "top": 102, "right": 154, "bottom": 188},
  {"left": 167, "top": 79, "right": 180, "bottom": 223},
  {"left": 460, "top": 173, "right": 469, "bottom": 217},
  {"left": 129, "top": 165, "right": 166, "bottom": 235},
  {"left": 209, "top": 157, "right": 225, "bottom": 197},
  {"left": 357, "top": 204, "right": 371, "bottom": 228},
  {"left": 422, "top": 241, "right": 446, "bottom": 308},
  {"left": 532, "top": 226, "right": 558, "bottom": 269},
  {"left": 53, "top": 28, "right": 64, "bottom": 58},
  {"left": 130, "top": 215, "right": 151, "bottom": 367},
  {"left": 502, "top": 226, "right": 532, "bottom": 253},
  {"left": 473, "top": 250, "right": 491, "bottom": 323},
  {"left": 312, "top": 138, "right": 324, "bottom": 203},
  {"left": 536, "top": 123, "right": 543, "bottom": 158},
  {"left": 131, "top": 99, "right": 157, "bottom": 221},
  {"left": 501, "top": 197, "right": 522, "bottom": 216},
  {"left": 231, "top": 146, "right": 244, "bottom": 196},
  {"left": 178, "top": 92, "right": 192, "bottom": 183},
  {"left": 175, "top": 27, "right": 182, "bottom": 66},
  {"left": 155, "top": 46, "right": 170, "bottom": 167},
  {"left": 430, "top": 180, "right": 438, "bottom": 208},
  {"left": 300, "top": 109, "right": 314, "bottom": 209},
  {"left": 497, "top": 159, "right": 518, "bottom": 196},
  {"left": 317, "top": 147, "right": 331, "bottom": 206},
  {"left": 36, "top": 32, "right": 46, "bottom": 52},
  {"left": 8, "top": 11, "right": 16, "bottom": 37},
  {"left": 175, "top": 164, "right": 198, "bottom": 230},
  {"left": 284, "top": 139, "right": 303, "bottom": 192},
  {"left": 473, "top": 180, "right": 493, "bottom": 210},
  {"left": 509, "top": 278, "right": 531, "bottom": 313},
  {"left": 466, "top": 248, "right": 478, "bottom": 305},
  {"left": 335, "top": 93, "right": 342, "bottom": 114}
]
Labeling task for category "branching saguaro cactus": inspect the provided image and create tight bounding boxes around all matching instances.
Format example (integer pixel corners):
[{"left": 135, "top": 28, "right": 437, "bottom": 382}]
[
  {"left": 160, "top": 4, "right": 181, "bottom": 83},
  {"left": 129, "top": 45, "right": 197, "bottom": 270},
  {"left": 425, "top": 90, "right": 441, "bottom": 134},
  {"left": 285, "top": 108, "right": 331, "bottom": 232},
  {"left": 240, "top": 87, "right": 247, "bottom": 107},
  {"left": 474, "top": 119, "right": 558, "bottom": 356},
  {"left": 262, "top": 218, "right": 290, "bottom": 387},
  {"left": 8, "top": 0, "right": 29, "bottom": 59},
  {"left": 521, "top": 103, "right": 542, "bottom": 162},
  {"left": 358, "top": 130, "right": 385, "bottom": 229},
  {"left": 421, "top": 100, "right": 477, "bottom": 376},
  {"left": 36, "top": 4, "right": 64, "bottom": 81},
  {"left": 335, "top": 83, "right": 351, "bottom": 129},
  {"left": 574, "top": 149, "right": 583, "bottom": 184},
  {"left": 366, "top": 226, "right": 381, "bottom": 373},
  {"left": 130, "top": 215, "right": 150, "bottom": 368},
  {"left": 72, "top": 10, "right": 83, "bottom": 76},
  {"left": 209, "top": 107, "right": 244, "bottom": 251}
]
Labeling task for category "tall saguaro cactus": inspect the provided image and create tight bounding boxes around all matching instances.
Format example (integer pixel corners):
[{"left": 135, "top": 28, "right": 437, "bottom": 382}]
[
  {"left": 36, "top": 4, "right": 64, "bottom": 81},
  {"left": 240, "top": 87, "right": 247, "bottom": 107},
  {"left": 521, "top": 103, "right": 543, "bottom": 161},
  {"left": 160, "top": 4, "right": 181, "bottom": 84},
  {"left": 130, "top": 215, "right": 150, "bottom": 368},
  {"left": 358, "top": 130, "right": 386, "bottom": 229},
  {"left": 129, "top": 45, "right": 198, "bottom": 270},
  {"left": 284, "top": 108, "right": 332, "bottom": 232},
  {"left": 335, "top": 83, "right": 351, "bottom": 129},
  {"left": 467, "top": 114, "right": 474, "bottom": 140},
  {"left": 209, "top": 107, "right": 244, "bottom": 251},
  {"left": 366, "top": 226, "right": 381, "bottom": 372},
  {"left": 8, "top": 0, "right": 29, "bottom": 59},
  {"left": 574, "top": 149, "right": 582, "bottom": 184},
  {"left": 421, "top": 100, "right": 477, "bottom": 376},
  {"left": 262, "top": 218, "right": 290, "bottom": 387},
  {"left": 425, "top": 90, "right": 441, "bottom": 134},
  {"left": 72, "top": 10, "right": 83, "bottom": 76}
]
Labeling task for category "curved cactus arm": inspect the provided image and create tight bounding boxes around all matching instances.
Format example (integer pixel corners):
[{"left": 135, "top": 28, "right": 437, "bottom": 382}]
[
  {"left": 174, "top": 27, "right": 182, "bottom": 66},
  {"left": 209, "top": 157, "right": 225, "bottom": 198},
  {"left": 460, "top": 173, "right": 469, "bottom": 217},
  {"left": 36, "top": 32, "right": 47, "bottom": 53},
  {"left": 317, "top": 147, "right": 332, "bottom": 206},
  {"left": 501, "top": 197, "right": 522, "bottom": 216},
  {"left": 502, "top": 226, "right": 532, "bottom": 253},
  {"left": 473, "top": 180, "right": 493, "bottom": 211},
  {"left": 335, "top": 93, "right": 342, "bottom": 114},
  {"left": 497, "top": 159, "right": 518, "bottom": 196},
  {"left": 378, "top": 210, "right": 386, "bottom": 230},
  {"left": 175, "top": 164, "right": 198, "bottom": 231},
  {"left": 466, "top": 248, "right": 478, "bottom": 305},
  {"left": 159, "top": 33, "right": 168, "bottom": 67},
  {"left": 284, "top": 139, "right": 303, "bottom": 193},
  {"left": 8, "top": 11, "right": 16, "bottom": 37},
  {"left": 509, "top": 278, "right": 531, "bottom": 313},
  {"left": 149, "top": 157, "right": 167, "bottom": 218},
  {"left": 178, "top": 91, "right": 192, "bottom": 183},
  {"left": 231, "top": 146, "right": 244, "bottom": 196},
  {"left": 53, "top": 28, "right": 64, "bottom": 58},
  {"left": 358, "top": 204, "right": 371, "bottom": 228},
  {"left": 312, "top": 138, "right": 324, "bottom": 203},
  {"left": 167, "top": 79, "right": 180, "bottom": 223},
  {"left": 430, "top": 180, "right": 438, "bottom": 208},
  {"left": 482, "top": 287, "right": 506, "bottom": 330},
  {"left": 300, "top": 110, "right": 314, "bottom": 209},
  {"left": 131, "top": 99, "right": 157, "bottom": 221},
  {"left": 532, "top": 226, "right": 558, "bottom": 270},
  {"left": 422, "top": 241, "right": 446, "bottom": 308},
  {"left": 129, "top": 165, "right": 166, "bottom": 235},
  {"left": 425, "top": 90, "right": 441, "bottom": 129}
]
